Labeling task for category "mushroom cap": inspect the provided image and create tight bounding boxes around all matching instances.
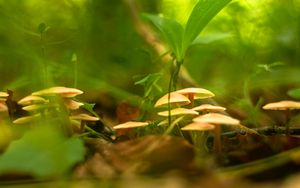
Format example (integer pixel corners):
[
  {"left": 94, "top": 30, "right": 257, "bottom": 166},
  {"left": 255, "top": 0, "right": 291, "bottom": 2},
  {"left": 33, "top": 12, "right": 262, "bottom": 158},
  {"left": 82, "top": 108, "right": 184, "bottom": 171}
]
[
  {"left": 22, "top": 104, "right": 53, "bottom": 112},
  {"left": 113, "top": 121, "right": 149, "bottom": 129},
  {"left": 157, "top": 108, "right": 198, "bottom": 117},
  {"left": 0, "top": 102, "right": 7, "bottom": 112},
  {"left": 193, "top": 113, "right": 240, "bottom": 125},
  {"left": 0, "top": 92, "right": 8, "bottom": 98},
  {"left": 262, "top": 100, "right": 300, "bottom": 110},
  {"left": 192, "top": 104, "right": 226, "bottom": 112},
  {"left": 69, "top": 113, "right": 99, "bottom": 121},
  {"left": 154, "top": 92, "right": 190, "bottom": 108},
  {"left": 175, "top": 87, "right": 215, "bottom": 99},
  {"left": 18, "top": 95, "right": 48, "bottom": 105},
  {"left": 13, "top": 113, "right": 41, "bottom": 124},
  {"left": 63, "top": 99, "right": 84, "bottom": 110},
  {"left": 181, "top": 122, "right": 215, "bottom": 131},
  {"left": 32, "top": 86, "right": 83, "bottom": 98}
]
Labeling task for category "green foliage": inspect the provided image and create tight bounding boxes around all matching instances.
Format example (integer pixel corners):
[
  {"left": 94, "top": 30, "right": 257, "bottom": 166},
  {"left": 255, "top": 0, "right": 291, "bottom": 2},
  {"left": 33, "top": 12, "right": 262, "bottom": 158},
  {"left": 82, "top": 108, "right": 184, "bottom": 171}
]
[
  {"left": 145, "top": 0, "right": 232, "bottom": 61},
  {"left": 288, "top": 88, "right": 300, "bottom": 100},
  {"left": 183, "top": 0, "right": 232, "bottom": 52},
  {"left": 143, "top": 14, "right": 184, "bottom": 60},
  {"left": 0, "top": 126, "right": 85, "bottom": 178}
]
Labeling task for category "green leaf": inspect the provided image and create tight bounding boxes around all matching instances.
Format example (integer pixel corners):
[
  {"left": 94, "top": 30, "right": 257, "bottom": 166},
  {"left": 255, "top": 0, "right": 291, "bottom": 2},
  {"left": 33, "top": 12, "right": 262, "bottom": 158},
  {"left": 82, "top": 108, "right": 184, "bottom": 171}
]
[
  {"left": 143, "top": 14, "right": 184, "bottom": 61},
  {"left": 191, "top": 32, "right": 231, "bottom": 45},
  {"left": 288, "top": 88, "right": 300, "bottom": 100},
  {"left": 183, "top": 0, "right": 232, "bottom": 51},
  {"left": 0, "top": 126, "right": 85, "bottom": 178}
]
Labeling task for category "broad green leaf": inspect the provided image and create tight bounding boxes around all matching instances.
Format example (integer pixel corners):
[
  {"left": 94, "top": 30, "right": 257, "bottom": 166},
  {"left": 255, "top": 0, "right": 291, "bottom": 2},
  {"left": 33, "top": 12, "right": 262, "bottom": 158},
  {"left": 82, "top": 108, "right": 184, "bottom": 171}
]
[
  {"left": 0, "top": 126, "right": 85, "bottom": 178},
  {"left": 183, "top": 0, "right": 232, "bottom": 51},
  {"left": 191, "top": 32, "right": 231, "bottom": 45},
  {"left": 288, "top": 88, "right": 300, "bottom": 99},
  {"left": 143, "top": 14, "right": 184, "bottom": 61}
]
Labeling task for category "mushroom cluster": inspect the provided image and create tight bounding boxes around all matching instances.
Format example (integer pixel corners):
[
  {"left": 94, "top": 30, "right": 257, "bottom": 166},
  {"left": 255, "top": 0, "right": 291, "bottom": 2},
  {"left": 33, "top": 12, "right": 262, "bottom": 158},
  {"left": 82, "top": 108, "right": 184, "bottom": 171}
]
[
  {"left": 14, "top": 86, "right": 99, "bottom": 132},
  {"left": 155, "top": 87, "right": 217, "bottom": 128},
  {"left": 153, "top": 87, "right": 250, "bottom": 162}
]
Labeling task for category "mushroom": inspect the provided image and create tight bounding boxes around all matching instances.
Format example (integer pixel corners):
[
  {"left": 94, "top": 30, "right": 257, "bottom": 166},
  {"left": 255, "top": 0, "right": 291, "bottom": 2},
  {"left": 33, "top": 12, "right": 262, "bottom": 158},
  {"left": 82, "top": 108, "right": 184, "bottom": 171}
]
[
  {"left": 154, "top": 92, "right": 190, "bottom": 108},
  {"left": 262, "top": 100, "right": 300, "bottom": 135},
  {"left": 113, "top": 121, "right": 149, "bottom": 129},
  {"left": 175, "top": 87, "right": 215, "bottom": 106},
  {"left": 0, "top": 102, "right": 7, "bottom": 112},
  {"left": 32, "top": 86, "right": 83, "bottom": 98},
  {"left": 192, "top": 104, "right": 226, "bottom": 114},
  {"left": 13, "top": 113, "right": 41, "bottom": 124},
  {"left": 157, "top": 108, "right": 198, "bottom": 117},
  {"left": 193, "top": 113, "right": 240, "bottom": 162},
  {"left": 113, "top": 121, "right": 149, "bottom": 137},
  {"left": 70, "top": 113, "right": 100, "bottom": 132},
  {"left": 0, "top": 92, "right": 8, "bottom": 98},
  {"left": 181, "top": 122, "right": 215, "bottom": 131},
  {"left": 18, "top": 95, "right": 49, "bottom": 105},
  {"left": 63, "top": 99, "right": 84, "bottom": 110}
]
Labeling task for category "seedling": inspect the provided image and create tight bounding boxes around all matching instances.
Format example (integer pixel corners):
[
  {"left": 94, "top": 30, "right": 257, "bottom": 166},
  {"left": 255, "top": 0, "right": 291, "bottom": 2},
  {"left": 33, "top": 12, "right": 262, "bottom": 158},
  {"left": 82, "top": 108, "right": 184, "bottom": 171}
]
[{"left": 262, "top": 100, "right": 300, "bottom": 135}]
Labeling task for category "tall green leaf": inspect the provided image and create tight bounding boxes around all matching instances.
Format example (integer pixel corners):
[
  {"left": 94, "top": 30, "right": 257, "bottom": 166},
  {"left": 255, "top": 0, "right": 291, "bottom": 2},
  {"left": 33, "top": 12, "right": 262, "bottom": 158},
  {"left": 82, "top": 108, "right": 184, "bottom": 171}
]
[
  {"left": 143, "top": 14, "right": 184, "bottom": 61},
  {"left": 183, "top": 0, "right": 232, "bottom": 51}
]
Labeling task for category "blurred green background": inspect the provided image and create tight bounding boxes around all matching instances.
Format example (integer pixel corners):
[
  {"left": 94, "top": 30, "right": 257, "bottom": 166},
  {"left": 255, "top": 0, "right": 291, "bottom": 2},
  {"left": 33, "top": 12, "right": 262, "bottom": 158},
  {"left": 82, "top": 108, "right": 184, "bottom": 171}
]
[{"left": 0, "top": 0, "right": 299, "bottom": 114}]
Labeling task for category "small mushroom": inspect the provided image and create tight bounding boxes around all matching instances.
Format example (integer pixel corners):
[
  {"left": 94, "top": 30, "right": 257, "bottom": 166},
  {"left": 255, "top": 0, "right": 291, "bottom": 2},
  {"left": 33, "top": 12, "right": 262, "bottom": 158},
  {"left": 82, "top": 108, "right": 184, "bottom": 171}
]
[
  {"left": 154, "top": 92, "right": 190, "bottom": 108},
  {"left": 193, "top": 113, "right": 240, "bottom": 162},
  {"left": 32, "top": 86, "right": 83, "bottom": 98},
  {"left": 175, "top": 87, "right": 215, "bottom": 105},
  {"left": 18, "top": 95, "right": 48, "bottom": 105},
  {"left": 0, "top": 92, "right": 8, "bottom": 98},
  {"left": 263, "top": 100, "right": 300, "bottom": 135},
  {"left": 192, "top": 104, "right": 226, "bottom": 114},
  {"left": 70, "top": 113, "right": 99, "bottom": 132},
  {"left": 13, "top": 113, "right": 41, "bottom": 124},
  {"left": 22, "top": 104, "right": 57, "bottom": 112},
  {"left": 0, "top": 102, "right": 7, "bottom": 112},
  {"left": 113, "top": 121, "right": 149, "bottom": 129},
  {"left": 157, "top": 108, "right": 198, "bottom": 117},
  {"left": 63, "top": 99, "right": 84, "bottom": 110},
  {"left": 181, "top": 122, "right": 215, "bottom": 131}
]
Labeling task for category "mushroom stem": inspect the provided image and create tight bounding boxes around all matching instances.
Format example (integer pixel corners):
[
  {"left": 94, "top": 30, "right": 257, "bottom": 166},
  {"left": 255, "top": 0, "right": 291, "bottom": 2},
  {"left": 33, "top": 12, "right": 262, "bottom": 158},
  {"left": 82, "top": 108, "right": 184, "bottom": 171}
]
[
  {"left": 213, "top": 125, "right": 222, "bottom": 163},
  {"left": 188, "top": 93, "right": 195, "bottom": 107},
  {"left": 285, "top": 110, "right": 291, "bottom": 135},
  {"left": 80, "top": 120, "right": 86, "bottom": 133}
]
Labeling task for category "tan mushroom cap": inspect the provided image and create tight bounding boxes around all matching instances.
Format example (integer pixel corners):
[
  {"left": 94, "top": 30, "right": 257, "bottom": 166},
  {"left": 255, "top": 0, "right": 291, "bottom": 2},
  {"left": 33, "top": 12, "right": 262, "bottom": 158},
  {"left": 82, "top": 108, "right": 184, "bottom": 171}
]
[
  {"left": 63, "top": 99, "right": 84, "bottom": 110},
  {"left": 32, "top": 86, "right": 83, "bottom": 98},
  {"left": 13, "top": 113, "right": 41, "bottom": 124},
  {"left": 0, "top": 92, "right": 8, "bottom": 98},
  {"left": 22, "top": 104, "right": 49, "bottom": 111},
  {"left": 154, "top": 92, "right": 190, "bottom": 108},
  {"left": 193, "top": 113, "right": 240, "bottom": 125},
  {"left": 157, "top": 108, "right": 198, "bottom": 117},
  {"left": 113, "top": 121, "right": 149, "bottom": 129},
  {"left": 181, "top": 122, "right": 215, "bottom": 131},
  {"left": 69, "top": 113, "right": 99, "bottom": 121},
  {"left": 192, "top": 104, "right": 226, "bottom": 112},
  {"left": 175, "top": 87, "right": 215, "bottom": 99},
  {"left": 0, "top": 102, "right": 7, "bottom": 112},
  {"left": 18, "top": 95, "right": 48, "bottom": 105},
  {"left": 262, "top": 100, "right": 300, "bottom": 110}
]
